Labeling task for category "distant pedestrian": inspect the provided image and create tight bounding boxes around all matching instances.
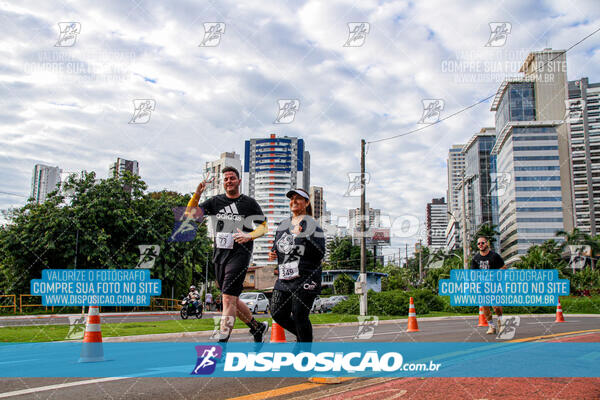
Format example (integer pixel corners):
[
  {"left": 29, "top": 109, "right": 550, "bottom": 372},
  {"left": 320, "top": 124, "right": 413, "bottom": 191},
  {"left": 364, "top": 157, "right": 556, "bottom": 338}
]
[
  {"left": 471, "top": 236, "right": 506, "bottom": 334},
  {"left": 215, "top": 295, "right": 222, "bottom": 312},
  {"left": 205, "top": 292, "right": 213, "bottom": 311}
]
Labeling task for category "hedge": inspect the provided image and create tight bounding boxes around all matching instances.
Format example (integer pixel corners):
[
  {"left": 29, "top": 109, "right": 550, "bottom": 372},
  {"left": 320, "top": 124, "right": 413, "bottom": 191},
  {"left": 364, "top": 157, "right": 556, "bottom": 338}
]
[
  {"left": 331, "top": 289, "right": 444, "bottom": 316},
  {"left": 332, "top": 292, "right": 600, "bottom": 316}
]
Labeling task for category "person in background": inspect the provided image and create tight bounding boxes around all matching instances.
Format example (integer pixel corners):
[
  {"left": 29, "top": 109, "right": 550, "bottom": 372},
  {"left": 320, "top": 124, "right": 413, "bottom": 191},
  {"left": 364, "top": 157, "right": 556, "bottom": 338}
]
[{"left": 471, "top": 236, "right": 506, "bottom": 334}]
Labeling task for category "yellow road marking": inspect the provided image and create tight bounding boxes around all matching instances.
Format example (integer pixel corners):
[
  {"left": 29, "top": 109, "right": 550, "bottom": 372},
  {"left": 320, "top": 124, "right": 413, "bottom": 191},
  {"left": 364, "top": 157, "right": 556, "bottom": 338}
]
[
  {"left": 508, "top": 329, "right": 600, "bottom": 343},
  {"left": 228, "top": 329, "right": 600, "bottom": 399}
]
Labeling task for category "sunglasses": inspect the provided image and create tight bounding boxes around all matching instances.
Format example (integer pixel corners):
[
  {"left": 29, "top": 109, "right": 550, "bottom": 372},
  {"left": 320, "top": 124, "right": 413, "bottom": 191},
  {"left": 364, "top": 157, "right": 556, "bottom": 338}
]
[{"left": 477, "top": 242, "right": 487, "bottom": 245}]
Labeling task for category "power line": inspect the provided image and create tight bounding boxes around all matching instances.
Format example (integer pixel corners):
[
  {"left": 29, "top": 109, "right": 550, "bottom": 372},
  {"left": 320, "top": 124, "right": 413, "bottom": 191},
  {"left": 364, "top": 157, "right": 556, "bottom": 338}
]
[
  {"left": 0, "top": 191, "right": 27, "bottom": 197},
  {"left": 368, "top": 26, "right": 600, "bottom": 144}
]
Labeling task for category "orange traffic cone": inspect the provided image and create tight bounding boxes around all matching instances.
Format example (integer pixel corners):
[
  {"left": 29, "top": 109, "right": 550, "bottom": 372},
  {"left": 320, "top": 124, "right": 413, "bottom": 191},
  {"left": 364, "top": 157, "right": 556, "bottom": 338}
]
[
  {"left": 270, "top": 322, "right": 286, "bottom": 343},
  {"left": 478, "top": 306, "right": 489, "bottom": 327},
  {"left": 406, "top": 297, "right": 419, "bottom": 332},
  {"left": 79, "top": 306, "right": 104, "bottom": 362},
  {"left": 555, "top": 299, "right": 565, "bottom": 323}
]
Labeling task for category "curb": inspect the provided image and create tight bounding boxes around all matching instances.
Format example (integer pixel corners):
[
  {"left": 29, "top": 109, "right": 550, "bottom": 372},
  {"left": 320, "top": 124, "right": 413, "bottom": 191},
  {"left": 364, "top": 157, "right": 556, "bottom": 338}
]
[{"left": 101, "top": 314, "right": 600, "bottom": 342}]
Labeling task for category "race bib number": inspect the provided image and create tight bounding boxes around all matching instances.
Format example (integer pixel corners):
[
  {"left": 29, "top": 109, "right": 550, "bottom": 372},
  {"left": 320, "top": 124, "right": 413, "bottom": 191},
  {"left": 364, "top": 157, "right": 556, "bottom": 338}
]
[
  {"left": 279, "top": 260, "right": 300, "bottom": 280},
  {"left": 216, "top": 232, "right": 234, "bottom": 249}
]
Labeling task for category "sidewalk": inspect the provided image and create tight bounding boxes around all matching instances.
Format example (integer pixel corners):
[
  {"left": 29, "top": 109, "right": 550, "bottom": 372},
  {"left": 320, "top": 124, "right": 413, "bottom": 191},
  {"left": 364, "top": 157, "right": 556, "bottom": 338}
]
[{"left": 0, "top": 310, "right": 222, "bottom": 320}]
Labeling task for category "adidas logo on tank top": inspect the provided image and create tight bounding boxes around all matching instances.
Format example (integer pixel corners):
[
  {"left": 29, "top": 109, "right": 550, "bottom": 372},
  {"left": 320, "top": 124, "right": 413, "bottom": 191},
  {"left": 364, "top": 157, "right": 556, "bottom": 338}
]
[{"left": 215, "top": 203, "right": 242, "bottom": 221}]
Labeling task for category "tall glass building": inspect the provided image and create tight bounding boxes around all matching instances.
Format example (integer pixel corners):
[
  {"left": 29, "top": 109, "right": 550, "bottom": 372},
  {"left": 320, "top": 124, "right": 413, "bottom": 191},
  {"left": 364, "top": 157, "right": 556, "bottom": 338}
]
[
  {"left": 491, "top": 80, "right": 564, "bottom": 263},
  {"left": 490, "top": 49, "right": 573, "bottom": 264},
  {"left": 243, "top": 134, "right": 310, "bottom": 266},
  {"left": 462, "top": 128, "right": 496, "bottom": 244}
]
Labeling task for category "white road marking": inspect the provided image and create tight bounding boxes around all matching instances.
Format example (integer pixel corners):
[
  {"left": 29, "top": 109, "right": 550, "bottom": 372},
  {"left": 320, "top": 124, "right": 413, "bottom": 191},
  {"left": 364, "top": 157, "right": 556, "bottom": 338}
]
[{"left": 0, "top": 377, "right": 129, "bottom": 398}]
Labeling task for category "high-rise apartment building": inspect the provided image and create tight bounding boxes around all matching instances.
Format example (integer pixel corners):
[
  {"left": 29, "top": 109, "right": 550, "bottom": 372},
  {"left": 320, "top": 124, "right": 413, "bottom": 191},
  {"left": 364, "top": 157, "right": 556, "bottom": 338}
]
[
  {"left": 110, "top": 158, "right": 139, "bottom": 178},
  {"left": 566, "top": 77, "right": 600, "bottom": 236},
  {"left": 447, "top": 144, "right": 466, "bottom": 216},
  {"left": 445, "top": 144, "right": 466, "bottom": 250},
  {"left": 201, "top": 152, "right": 242, "bottom": 201},
  {"left": 426, "top": 197, "right": 448, "bottom": 250},
  {"left": 309, "top": 186, "right": 325, "bottom": 221},
  {"left": 243, "top": 134, "right": 310, "bottom": 266},
  {"left": 30, "top": 164, "right": 62, "bottom": 203},
  {"left": 348, "top": 202, "right": 381, "bottom": 246}
]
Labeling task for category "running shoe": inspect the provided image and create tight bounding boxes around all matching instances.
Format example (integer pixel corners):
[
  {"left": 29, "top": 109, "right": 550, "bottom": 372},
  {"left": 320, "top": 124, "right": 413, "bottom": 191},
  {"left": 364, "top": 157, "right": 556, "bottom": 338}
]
[
  {"left": 497, "top": 318, "right": 505, "bottom": 335},
  {"left": 252, "top": 321, "right": 269, "bottom": 343},
  {"left": 486, "top": 325, "right": 496, "bottom": 335}
]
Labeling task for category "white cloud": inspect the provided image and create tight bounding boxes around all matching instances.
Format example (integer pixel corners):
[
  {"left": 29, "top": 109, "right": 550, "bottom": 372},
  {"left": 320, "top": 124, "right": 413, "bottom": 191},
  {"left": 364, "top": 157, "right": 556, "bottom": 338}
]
[{"left": 1, "top": 0, "right": 599, "bottom": 254}]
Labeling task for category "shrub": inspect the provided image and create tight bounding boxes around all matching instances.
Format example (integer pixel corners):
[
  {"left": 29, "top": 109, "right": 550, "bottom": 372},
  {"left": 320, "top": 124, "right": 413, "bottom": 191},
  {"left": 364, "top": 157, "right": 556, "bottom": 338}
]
[
  {"left": 331, "top": 289, "right": 440, "bottom": 316},
  {"left": 333, "top": 273, "right": 354, "bottom": 295}
]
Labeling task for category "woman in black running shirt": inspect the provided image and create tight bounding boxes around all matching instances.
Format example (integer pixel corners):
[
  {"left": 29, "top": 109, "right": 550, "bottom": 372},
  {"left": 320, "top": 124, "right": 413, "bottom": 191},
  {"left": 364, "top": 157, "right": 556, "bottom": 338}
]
[{"left": 269, "top": 188, "right": 325, "bottom": 342}]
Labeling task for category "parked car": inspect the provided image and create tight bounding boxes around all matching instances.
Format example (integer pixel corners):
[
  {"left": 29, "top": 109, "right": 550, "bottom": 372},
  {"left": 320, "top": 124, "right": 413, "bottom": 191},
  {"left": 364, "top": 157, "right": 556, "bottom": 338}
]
[
  {"left": 239, "top": 292, "right": 270, "bottom": 314},
  {"left": 320, "top": 295, "right": 348, "bottom": 312},
  {"left": 311, "top": 296, "right": 323, "bottom": 313}
]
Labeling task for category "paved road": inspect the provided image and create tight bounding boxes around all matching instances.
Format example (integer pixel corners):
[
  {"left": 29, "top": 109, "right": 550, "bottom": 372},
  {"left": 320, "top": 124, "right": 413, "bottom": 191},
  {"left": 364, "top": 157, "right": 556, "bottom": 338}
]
[
  {"left": 0, "top": 315, "right": 598, "bottom": 399},
  {"left": 0, "top": 311, "right": 271, "bottom": 327}
]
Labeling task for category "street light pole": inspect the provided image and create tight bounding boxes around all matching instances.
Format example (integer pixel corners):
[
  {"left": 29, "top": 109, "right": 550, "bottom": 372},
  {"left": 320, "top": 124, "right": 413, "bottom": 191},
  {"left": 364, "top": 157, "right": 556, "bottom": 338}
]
[{"left": 461, "top": 172, "right": 469, "bottom": 269}]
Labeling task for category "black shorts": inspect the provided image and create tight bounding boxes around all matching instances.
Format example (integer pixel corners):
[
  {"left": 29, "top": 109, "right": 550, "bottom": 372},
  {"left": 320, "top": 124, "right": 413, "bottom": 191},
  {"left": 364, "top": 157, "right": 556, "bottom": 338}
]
[{"left": 215, "top": 252, "right": 251, "bottom": 297}]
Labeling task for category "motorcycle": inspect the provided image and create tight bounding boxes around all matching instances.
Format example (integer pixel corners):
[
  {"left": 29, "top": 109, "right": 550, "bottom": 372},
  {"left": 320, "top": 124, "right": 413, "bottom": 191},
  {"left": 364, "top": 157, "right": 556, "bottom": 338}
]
[{"left": 180, "top": 295, "right": 203, "bottom": 319}]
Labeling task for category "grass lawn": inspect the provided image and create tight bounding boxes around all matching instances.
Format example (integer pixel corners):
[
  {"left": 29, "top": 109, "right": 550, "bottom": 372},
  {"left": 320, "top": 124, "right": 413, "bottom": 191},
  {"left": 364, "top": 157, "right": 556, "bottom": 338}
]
[{"left": 0, "top": 311, "right": 477, "bottom": 343}]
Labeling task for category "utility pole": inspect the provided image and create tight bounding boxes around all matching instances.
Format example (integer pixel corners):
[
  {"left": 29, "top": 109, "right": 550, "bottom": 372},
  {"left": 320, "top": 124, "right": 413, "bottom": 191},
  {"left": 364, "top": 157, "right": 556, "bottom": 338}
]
[
  {"left": 461, "top": 171, "right": 469, "bottom": 269},
  {"left": 359, "top": 139, "right": 367, "bottom": 316},
  {"left": 398, "top": 248, "right": 401, "bottom": 267},
  {"left": 418, "top": 239, "right": 422, "bottom": 281}
]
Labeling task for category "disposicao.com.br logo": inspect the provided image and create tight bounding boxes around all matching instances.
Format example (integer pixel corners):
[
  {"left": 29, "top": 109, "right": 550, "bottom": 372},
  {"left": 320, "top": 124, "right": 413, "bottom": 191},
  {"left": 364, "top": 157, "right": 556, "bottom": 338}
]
[
  {"left": 193, "top": 348, "right": 441, "bottom": 375},
  {"left": 225, "top": 351, "right": 441, "bottom": 373}
]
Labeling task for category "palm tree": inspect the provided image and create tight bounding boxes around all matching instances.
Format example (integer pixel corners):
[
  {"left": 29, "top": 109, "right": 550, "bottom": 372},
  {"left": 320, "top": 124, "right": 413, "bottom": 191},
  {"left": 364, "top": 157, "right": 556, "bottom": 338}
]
[{"left": 556, "top": 228, "right": 594, "bottom": 270}]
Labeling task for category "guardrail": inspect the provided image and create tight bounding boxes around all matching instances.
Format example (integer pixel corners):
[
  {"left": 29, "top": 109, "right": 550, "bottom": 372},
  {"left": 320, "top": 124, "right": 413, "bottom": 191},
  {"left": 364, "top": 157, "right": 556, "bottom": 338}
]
[
  {"left": 19, "top": 294, "right": 54, "bottom": 313},
  {"left": 0, "top": 294, "right": 180, "bottom": 314},
  {"left": 0, "top": 295, "right": 16, "bottom": 313},
  {"left": 150, "top": 297, "right": 180, "bottom": 311}
]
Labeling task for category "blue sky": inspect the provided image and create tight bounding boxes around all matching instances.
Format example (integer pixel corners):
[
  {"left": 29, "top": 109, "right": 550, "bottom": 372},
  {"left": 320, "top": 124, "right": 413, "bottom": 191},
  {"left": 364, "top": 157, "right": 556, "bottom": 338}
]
[{"left": 1, "top": 0, "right": 599, "bottom": 259}]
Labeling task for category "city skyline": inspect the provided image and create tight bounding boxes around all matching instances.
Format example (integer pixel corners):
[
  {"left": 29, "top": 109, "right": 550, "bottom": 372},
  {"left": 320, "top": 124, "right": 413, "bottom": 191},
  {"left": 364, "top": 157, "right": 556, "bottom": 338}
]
[{"left": 2, "top": 1, "right": 600, "bottom": 263}]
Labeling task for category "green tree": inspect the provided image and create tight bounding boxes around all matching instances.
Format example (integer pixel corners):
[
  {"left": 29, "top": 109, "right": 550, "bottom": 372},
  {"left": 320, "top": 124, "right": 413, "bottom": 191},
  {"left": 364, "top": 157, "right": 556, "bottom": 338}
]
[
  {"left": 513, "top": 239, "right": 566, "bottom": 270},
  {"left": 333, "top": 273, "right": 354, "bottom": 295},
  {"left": 326, "top": 237, "right": 376, "bottom": 271},
  {"left": 0, "top": 172, "right": 213, "bottom": 298}
]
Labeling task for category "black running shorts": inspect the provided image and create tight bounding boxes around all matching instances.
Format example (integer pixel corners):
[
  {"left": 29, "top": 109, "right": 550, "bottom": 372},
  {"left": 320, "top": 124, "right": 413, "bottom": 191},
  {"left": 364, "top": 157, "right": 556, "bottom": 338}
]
[{"left": 215, "top": 252, "right": 251, "bottom": 297}]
